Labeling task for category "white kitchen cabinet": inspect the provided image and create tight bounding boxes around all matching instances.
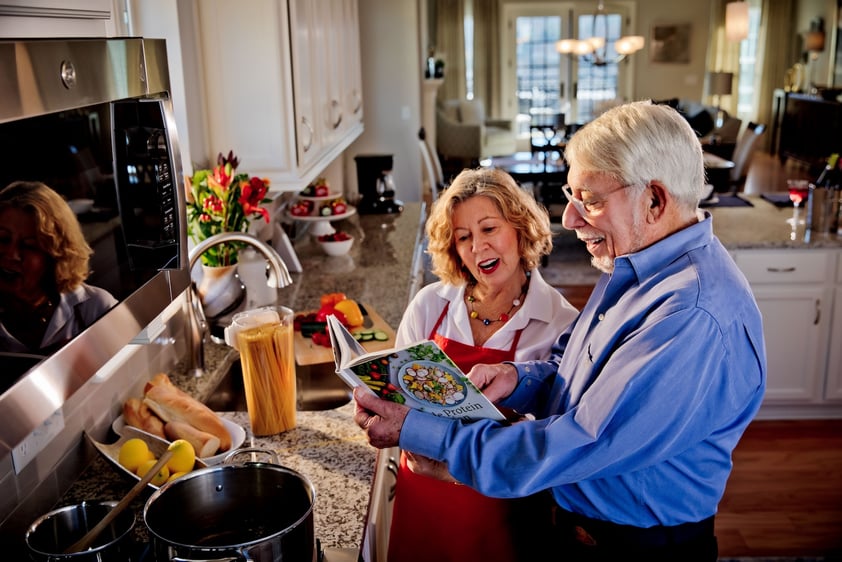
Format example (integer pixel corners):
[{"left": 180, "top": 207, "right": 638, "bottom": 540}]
[
  {"left": 0, "top": 0, "right": 115, "bottom": 37},
  {"left": 288, "top": 0, "right": 363, "bottom": 170},
  {"left": 823, "top": 254, "right": 842, "bottom": 400},
  {"left": 196, "top": 0, "right": 363, "bottom": 191},
  {"left": 747, "top": 284, "right": 829, "bottom": 402},
  {"left": 361, "top": 447, "right": 398, "bottom": 562},
  {"left": 733, "top": 249, "right": 841, "bottom": 417}
]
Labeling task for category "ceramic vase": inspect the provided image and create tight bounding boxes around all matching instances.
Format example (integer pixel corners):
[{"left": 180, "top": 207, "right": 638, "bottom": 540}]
[{"left": 197, "top": 263, "right": 246, "bottom": 319}]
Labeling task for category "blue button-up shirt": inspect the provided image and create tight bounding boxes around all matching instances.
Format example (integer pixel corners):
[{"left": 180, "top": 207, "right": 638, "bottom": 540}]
[{"left": 400, "top": 214, "right": 766, "bottom": 527}]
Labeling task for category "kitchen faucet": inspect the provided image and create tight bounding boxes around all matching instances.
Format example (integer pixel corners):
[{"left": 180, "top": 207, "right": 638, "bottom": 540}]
[{"left": 187, "top": 232, "right": 293, "bottom": 376}]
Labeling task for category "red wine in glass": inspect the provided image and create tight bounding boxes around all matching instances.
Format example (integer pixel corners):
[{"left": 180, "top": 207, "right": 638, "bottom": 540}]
[
  {"left": 788, "top": 181, "right": 809, "bottom": 206},
  {"left": 786, "top": 179, "right": 810, "bottom": 227}
]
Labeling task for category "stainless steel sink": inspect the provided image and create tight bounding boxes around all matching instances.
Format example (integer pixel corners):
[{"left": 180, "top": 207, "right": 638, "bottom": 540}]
[{"left": 204, "top": 359, "right": 353, "bottom": 412}]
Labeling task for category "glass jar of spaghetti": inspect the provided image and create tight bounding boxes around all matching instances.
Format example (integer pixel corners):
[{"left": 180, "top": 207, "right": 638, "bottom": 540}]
[{"left": 224, "top": 305, "right": 296, "bottom": 435}]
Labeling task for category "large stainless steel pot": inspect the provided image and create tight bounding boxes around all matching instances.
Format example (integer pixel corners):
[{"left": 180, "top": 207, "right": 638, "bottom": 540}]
[
  {"left": 25, "top": 500, "right": 135, "bottom": 562},
  {"left": 144, "top": 448, "right": 317, "bottom": 562}
]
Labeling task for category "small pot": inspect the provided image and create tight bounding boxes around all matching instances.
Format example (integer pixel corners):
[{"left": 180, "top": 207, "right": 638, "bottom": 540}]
[
  {"left": 25, "top": 500, "right": 135, "bottom": 562},
  {"left": 144, "top": 448, "right": 317, "bottom": 562}
]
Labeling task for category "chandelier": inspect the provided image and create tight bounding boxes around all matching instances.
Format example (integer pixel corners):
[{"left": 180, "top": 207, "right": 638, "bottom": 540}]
[{"left": 555, "top": 1, "right": 644, "bottom": 66}]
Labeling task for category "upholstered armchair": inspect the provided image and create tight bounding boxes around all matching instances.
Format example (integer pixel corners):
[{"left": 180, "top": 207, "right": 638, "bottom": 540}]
[{"left": 436, "top": 99, "right": 516, "bottom": 163}]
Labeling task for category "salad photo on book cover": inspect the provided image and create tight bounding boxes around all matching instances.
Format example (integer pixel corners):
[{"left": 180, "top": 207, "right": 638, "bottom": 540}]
[{"left": 326, "top": 315, "right": 504, "bottom": 421}]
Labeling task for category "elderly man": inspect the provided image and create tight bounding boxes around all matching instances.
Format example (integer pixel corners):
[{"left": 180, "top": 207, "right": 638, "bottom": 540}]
[{"left": 354, "top": 100, "right": 766, "bottom": 562}]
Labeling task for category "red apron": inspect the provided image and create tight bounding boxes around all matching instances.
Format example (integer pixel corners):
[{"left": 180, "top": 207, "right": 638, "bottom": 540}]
[{"left": 387, "top": 303, "right": 528, "bottom": 562}]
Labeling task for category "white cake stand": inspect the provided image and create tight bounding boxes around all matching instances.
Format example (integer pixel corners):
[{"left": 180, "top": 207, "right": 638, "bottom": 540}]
[{"left": 286, "top": 206, "right": 357, "bottom": 236}]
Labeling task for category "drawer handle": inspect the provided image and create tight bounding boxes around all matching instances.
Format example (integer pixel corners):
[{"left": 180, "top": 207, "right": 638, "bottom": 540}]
[
  {"left": 815, "top": 299, "right": 821, "bottom": 325},
  {"left": 387, "top": 457, "right": 399, "bottom": 500},
  {"left": 766, "top": 266, "right": 796, "bottom": 273},
  {"left": 300, "top": 116, "right": 314, "bottom": 152}
]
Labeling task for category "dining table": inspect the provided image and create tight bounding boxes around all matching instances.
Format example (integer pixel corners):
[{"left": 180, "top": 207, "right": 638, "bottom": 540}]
[
  {"left": 480, "top": 151, "right": 568, "bottom": 185},
  {"left": 703, "top": 151, "right": 736, "bottom": 193}
]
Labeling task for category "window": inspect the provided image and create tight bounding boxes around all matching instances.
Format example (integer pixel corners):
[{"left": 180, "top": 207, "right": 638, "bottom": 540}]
[
  {"left": 735, "top": 1, "right": 762, "bottom": 118},
  {"left": 574, "top": 11, "right": 624, "bottom": 122},
  {"left": 503, "top": 2, "right": 635, "bottom": 128},
  {"left": 515, "top": 15, "right": 564, "bottom": 115}
]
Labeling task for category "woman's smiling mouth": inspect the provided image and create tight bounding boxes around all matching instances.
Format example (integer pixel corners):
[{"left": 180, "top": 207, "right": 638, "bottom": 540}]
[{"left": 477, "top": 258, "right": 500, "bottom": 274}]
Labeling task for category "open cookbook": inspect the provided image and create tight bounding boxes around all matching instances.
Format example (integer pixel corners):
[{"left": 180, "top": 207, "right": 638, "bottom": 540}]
[{"left": 326, "top": 315, "right": 505, "bottom": 421}]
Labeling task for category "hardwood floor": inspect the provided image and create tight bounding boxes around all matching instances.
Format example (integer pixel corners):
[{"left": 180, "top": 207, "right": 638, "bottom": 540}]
[
  {"left": 716, "top": 419, "right": 842, "bottom": 559},
  {"left": 743, "top": 150, "right": 816, "bottom": 195}
]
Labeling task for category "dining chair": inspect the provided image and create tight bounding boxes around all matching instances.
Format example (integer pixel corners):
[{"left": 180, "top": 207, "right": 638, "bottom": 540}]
[
  {"left": 419, "top": 127, "right": 444, "bottom": 203},
  {"left": 729, "top": 122, "right": 767, "bottom": 194},
  {"left": 530, "top": 112, "right": 566, "bottom": 157}
]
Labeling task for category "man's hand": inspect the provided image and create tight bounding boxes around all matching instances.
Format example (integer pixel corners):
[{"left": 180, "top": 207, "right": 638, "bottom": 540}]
[
  {"left": 466, "top": 363, "right": 518, "bottom": 402},
  {"left": 405, "top": 452, "right": 459, "bottom": 483},
  {"left": 353, "top": 387, "right": 411, "bottom": 449}
]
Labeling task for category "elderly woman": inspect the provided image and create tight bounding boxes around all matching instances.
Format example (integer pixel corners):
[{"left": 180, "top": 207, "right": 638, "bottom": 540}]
[
  {"left": 388, "top": 167, "right": 579, "bottom": 562},
  {"left": 0, "top": 181, "right": 117, "bottom": 354}
]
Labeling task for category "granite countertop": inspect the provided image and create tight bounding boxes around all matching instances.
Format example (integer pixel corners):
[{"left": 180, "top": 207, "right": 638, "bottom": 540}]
[
  {"left": 705, "top": 193, "right": 842, "bottom": 249},
  {"left": 61, "top": 203, "right": 427, "bottom": 554},
  {"left": 540, "top": 193, "right": 842, "bottom": 287}
]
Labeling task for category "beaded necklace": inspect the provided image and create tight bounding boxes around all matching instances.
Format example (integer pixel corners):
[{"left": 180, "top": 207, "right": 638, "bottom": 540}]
[{"left": 466, "top": 271, "right": 530, "bottom": 326}]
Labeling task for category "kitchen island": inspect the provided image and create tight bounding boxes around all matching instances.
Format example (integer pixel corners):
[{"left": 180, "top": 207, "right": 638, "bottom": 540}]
[{"left": 36, "top": 194, "right": 842, "bottom": 558}]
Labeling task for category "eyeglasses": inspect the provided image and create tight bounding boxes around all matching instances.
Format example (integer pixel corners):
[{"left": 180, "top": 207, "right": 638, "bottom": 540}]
[{"left": 560, "top": 182, "right": 637, "bottom": 216}]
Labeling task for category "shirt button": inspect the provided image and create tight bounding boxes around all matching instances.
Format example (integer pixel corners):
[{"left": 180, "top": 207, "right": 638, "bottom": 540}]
[{"left": 598, "top": 313, "right": 605, "bottom": 321}]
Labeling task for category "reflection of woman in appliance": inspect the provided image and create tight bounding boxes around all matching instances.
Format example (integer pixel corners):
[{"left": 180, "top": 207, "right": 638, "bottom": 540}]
[
  {"left": 0, "top": 181, "right": 118, "bottom": 354},
  {"left": 387, "top": 168, "right": 579, "bottom": 562}
]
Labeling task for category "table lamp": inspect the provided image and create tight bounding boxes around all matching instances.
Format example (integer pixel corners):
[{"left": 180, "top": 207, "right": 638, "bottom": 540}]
[{"left": 707, "top": 71, "right": 734, "bottom": 128}]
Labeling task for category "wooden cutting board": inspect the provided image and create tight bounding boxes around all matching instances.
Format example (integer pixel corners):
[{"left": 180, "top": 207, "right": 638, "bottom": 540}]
[{"left": 294, "top": 303, "right": 396, "bottom": 366}]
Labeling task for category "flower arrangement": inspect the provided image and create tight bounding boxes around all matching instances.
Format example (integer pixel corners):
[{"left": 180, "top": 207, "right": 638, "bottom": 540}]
[{"left": 186, "top": 151, "right": 271, "bottom": 267}]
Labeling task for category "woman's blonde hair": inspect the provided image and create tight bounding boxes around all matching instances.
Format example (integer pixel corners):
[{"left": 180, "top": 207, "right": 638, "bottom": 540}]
[
  {"left": 425, "top": 168, "right": 553, "bottom": 285},
  {"left": 0, "top": 181, "right": 93, "bottom": 293}
]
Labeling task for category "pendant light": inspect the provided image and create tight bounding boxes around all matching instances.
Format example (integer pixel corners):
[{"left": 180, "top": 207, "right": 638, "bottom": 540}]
[
  {"left": 725, "top": 1, "right": 749, "bottom": 42},
  {"left": 555, "top": 1, "right": 644, "bottom": 66}
]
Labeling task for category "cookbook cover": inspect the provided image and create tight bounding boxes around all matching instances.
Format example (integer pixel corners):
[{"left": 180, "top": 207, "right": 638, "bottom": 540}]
[{"left": 327, "top": 315, "right": 504, "bottom": 422}]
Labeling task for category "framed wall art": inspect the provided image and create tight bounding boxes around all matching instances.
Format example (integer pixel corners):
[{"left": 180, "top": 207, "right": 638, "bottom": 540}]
[{"left": 650, "top": 23, "right": 692, "bottom": 64}]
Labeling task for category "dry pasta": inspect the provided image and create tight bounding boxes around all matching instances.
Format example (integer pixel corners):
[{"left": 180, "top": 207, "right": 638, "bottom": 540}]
[{"left": 237, "top": 323, "right": 296, "bottom": 435}]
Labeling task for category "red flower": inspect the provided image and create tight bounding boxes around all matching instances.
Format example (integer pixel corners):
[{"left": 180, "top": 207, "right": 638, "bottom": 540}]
[
  {"left": 186, "top": 150, "right": 272, "bottom": 266},
  {"left": 240, "top": 176, "right": 270, "bottom": 222}
]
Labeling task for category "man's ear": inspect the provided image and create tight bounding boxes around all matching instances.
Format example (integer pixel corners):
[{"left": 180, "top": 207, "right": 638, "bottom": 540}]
[{"left": 646, "top": 182, "right": 668, "bottom": 222}]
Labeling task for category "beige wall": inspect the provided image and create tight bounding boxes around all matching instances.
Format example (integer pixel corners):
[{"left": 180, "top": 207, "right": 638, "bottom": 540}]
[
  {"left": 347, "top": 0, "right": 423, "bottom": 205},
  {"left": 631, "top": 0, "right": 712, "bottom": 102}
]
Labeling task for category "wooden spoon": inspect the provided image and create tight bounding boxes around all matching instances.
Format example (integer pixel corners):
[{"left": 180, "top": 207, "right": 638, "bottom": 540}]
[{"left": 64, "top": 449, "right": 174, "bottom": 554}]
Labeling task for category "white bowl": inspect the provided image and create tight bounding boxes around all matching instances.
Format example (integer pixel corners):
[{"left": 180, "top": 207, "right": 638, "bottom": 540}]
[
  {"left": 111, "top": 415, "right": 246, "bottom": 465},
  {"left": 317, "top": 234, "right": 354, "bottom": 256}
]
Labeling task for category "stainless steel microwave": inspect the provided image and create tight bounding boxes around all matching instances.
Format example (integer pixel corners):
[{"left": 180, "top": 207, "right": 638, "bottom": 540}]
[{"left": 0, "top": 38, "right": 190, "bottom": 457}]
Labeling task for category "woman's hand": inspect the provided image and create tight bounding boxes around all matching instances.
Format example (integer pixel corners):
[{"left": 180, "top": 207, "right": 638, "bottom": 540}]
[
  {"left": 353, "top": 387, "right": 411, "bottom": 449},
  {"left": 405, "top": 452, "right": 459, "bottom": 483},
  {"left": 466, "top": 363, "right": 518, "bottom": 403}
]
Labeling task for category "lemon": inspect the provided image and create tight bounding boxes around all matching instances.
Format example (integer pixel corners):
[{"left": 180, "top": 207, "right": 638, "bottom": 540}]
[
  {"left": 137, "top": 458, "right": 170, "bottom": 487},
  {"left": 118, "top": 438, "right": 151, "bottom": 472},
  {"left": 167, "top": 471, "right": 187, "bottom": 483},
  {"left": 166, "top": 439, "right": 196, "bottom": 474}
]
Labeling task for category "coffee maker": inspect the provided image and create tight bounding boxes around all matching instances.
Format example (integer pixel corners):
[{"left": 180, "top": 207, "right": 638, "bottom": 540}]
[{"left": 355, "top": 154, "right": 404, "bottom": 214}]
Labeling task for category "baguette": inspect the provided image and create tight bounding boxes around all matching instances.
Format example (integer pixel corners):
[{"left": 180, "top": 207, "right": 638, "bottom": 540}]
[
  {"left": 143, "top": 380, "right": 232, "bottom": 451},
  {"left": 122, "top": 397, "right": 166, "bottom": 439},
  {"left": 164, "top": 420, "right": 221, "bottom": 458},
  {"left": 144, "top": 372, "right": 176, "bottom": 394}
]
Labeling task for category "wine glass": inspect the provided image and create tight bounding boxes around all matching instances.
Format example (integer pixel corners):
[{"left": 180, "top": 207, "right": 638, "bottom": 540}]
[{"left": 786, "top": 179, "right": 809, "bottom": 227}]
